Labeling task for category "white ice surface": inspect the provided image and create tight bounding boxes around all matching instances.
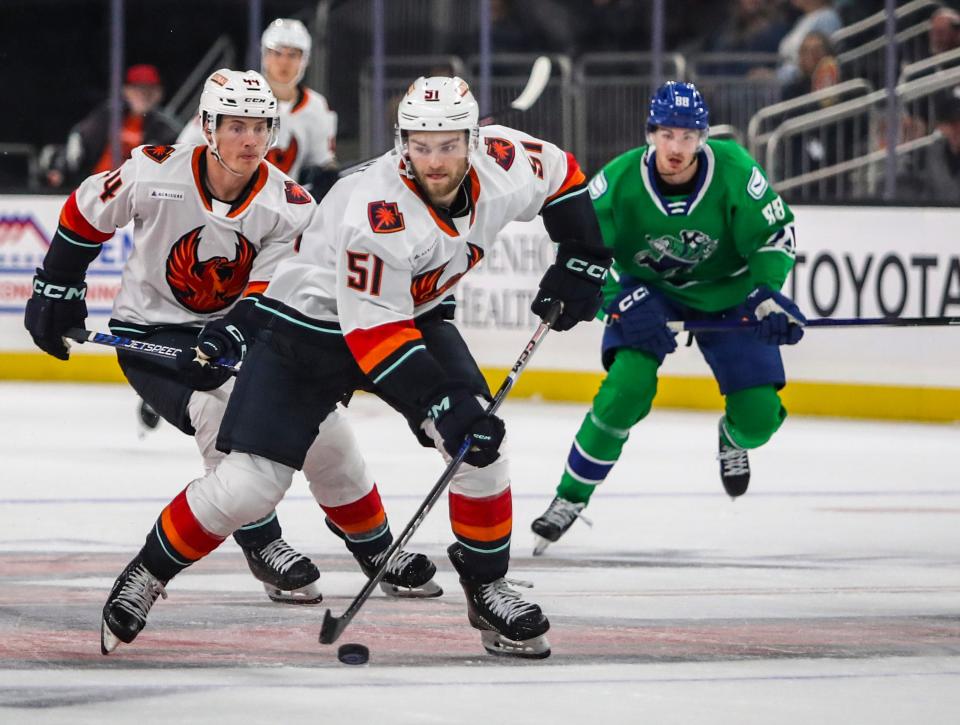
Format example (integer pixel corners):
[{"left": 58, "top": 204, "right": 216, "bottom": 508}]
[{"left": 1, "top": 382, "right": 959, "bottom": 724}]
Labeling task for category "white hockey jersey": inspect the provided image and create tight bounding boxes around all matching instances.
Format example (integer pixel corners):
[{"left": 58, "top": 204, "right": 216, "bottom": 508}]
[
  {"left": 177, "top": 86, "right": 337, "bottom": 182},
  {"left": 263, "top": 125, "right": 585, "bottom": 380},
  {"left": 59, "top": 143, "right": 316, "bottom": 327}
]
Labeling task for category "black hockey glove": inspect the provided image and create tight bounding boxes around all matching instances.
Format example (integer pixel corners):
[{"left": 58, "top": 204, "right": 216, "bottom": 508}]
[
  {"left": 23, "top": 268, "right": 88, "bottom": 360},
  {"left": 426, "top": 387, "right": 506, "bottom": 468},
  {"left": 744, "top": 286, "right": 806, "bottom": 345},
  {"left": 531, "top": 250, "right": 610, "bottom": 331},
  {"left": 175, "top": 317, "right": 248, "bottom": 372}
]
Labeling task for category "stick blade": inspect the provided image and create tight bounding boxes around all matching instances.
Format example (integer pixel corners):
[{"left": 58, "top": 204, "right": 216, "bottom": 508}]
[
  {"left": 319, "top": 609, "right": 345, "bottom": 645},
  {"left": 509, "top": 56, "right": 552, "bottom": 111}
]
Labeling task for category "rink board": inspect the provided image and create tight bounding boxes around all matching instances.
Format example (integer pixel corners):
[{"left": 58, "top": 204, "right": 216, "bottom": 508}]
[{"left": 1, "top": 196, "right": 958, "bottom": 422}]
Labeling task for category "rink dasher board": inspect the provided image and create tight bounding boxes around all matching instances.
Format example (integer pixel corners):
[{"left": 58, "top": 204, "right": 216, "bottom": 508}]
[{"left": 1, "top": 195, "right": 958, "bottom": 421}]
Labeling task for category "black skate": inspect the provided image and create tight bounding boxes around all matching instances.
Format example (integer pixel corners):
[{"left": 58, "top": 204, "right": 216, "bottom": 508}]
[
  {"left": 136, "top": 399, "right": 162, "bottom": 439},
  {"left": 448, "top": 543, "right": 551, "bottom": 659},
  {"left": 242, "top": 538, "right": 322, "bottom": 604},
  {"left": 531, "top": 496, "right": 591, "bottom": 556},
  {"left": 325, "top": 518, "right": 442, "bottom": 598},
  {"left": 718, "top": 420, "right": 750, "bottom": 498},
  {"left": 101, "top": 555, "right": 168, "bottom": 655}
]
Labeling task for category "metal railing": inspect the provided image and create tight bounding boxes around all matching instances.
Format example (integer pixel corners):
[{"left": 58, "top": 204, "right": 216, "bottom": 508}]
[
  {"left": 830, "top": 0, "right": 939, "bottom": 50},
  {"left": 573, "top": 52, "right": 686, "bottom": 173},
  {"left": 688, "top": 54, "right": 782, "bottom": 143},
  {"left": 163, "top": 35, "right": 236, "bottom": 127},
  {"left": 837, "top": 19, "right": 931, "bottom": 84},
  {"left": 747, "top": 79, "right": 874, "bottom": 159},
  {"left": 765, "top": 66, "right": 960, "bottom": 201},
  {"left": 900, "top": 46, "right": 960, "bottom": 83}
]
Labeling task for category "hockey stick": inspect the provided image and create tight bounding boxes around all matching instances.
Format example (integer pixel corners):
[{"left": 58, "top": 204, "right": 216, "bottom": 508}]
[
  {"left": 319, "top": 300, "right": 563, "bottom": 646},
  {"left": 666, "top": 316, "right": 960, "bottom": 333},
  {"left": 338, "top": 55, "right": 553, "bottom": 177},
  {"left": 64, "top": 328, "right": 240, "bottom": 374}
]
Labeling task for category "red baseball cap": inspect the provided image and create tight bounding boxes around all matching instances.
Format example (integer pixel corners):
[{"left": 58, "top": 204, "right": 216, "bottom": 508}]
[{"left": 125, "top": 64, "right": 161, "bottom": 86}]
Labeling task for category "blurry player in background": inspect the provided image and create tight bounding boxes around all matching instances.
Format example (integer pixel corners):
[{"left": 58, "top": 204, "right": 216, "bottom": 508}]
[
  {"left": 143, "top": 18, "right": 339, "bottom": 436},
  {"left": 177, "top": 18, "right": 338, "bottom": 201},
  {"left": 100, "top": 75, "right": 611, "bottom": 659},
  {"left": 531, "top": 81, "right": 804, "bottom": 555},
  {"left": 23, "top": 69, "right": 439, "bottom": 654}
]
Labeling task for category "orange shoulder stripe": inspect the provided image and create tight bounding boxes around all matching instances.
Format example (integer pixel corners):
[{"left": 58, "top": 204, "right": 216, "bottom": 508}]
[
  {"left": 545, "top": 151, "right": 587, "bottom": 204},
  {"left": 59, "top": 191, "right": 113, "bottom": 243}
]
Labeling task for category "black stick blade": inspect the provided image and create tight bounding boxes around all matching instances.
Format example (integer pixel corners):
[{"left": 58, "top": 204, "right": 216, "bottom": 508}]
[{"left": 319, "top": 609, "right": 345, "bottom": 644}]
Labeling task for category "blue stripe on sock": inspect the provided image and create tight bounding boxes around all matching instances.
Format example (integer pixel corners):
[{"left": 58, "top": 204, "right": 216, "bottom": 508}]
[{"left": 566, "top": 442, "right": 614, "bottom": 484}]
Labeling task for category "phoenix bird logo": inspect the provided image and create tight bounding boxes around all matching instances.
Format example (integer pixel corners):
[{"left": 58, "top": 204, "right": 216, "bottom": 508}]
[
  {"left": 367, "top": 200, "right": 405, "bottom": 234},
  {"left": 165, "top": 226, "right": 256, "bottom": 313},
  {"left": 266, "top": 137, "right": 300, "bottom": 174},
  {"left": 410, "top": 243, "right": 484, "bottom": 305},
  {"left": 484, "top": 137, "right": 515, "bottom": 171}
]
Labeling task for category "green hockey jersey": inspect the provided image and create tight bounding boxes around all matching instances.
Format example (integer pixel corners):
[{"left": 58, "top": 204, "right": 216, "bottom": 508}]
[{"left": 589, "top": 139, "right": 796, "bottom": 312}]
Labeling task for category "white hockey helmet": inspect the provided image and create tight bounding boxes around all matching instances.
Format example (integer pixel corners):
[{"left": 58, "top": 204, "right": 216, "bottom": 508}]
[
  {"left": 199, "top": 69, "right": 279, "bottom": 171},
  {"left": 261, "top": 18, "right": 311, "bottom": 84},
  {"left": 395, "top": 76, "right": 480, "bottom": 176}
]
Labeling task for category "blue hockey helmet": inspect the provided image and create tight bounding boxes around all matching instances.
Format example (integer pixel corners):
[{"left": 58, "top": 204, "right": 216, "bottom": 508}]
[{"left": 646, "top": 81, "right": 709, "bottom": 132}]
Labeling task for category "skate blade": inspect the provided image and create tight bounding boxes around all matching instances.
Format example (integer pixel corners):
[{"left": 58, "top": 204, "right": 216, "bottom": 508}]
[
  {"left": 379, "top": 579, "right": 443, "bottom": 599},
  {"left": 532, "top": 535, "right": 553, "bottom": 556},
  {"left": 100, "top": 620, "right": 122, "bottom": 655},
  {"left": 263, "top": 581, "right": 323, "bottom": 604},
  {"left": 479, "top": 630, "right": 551, "bottom": 659}
]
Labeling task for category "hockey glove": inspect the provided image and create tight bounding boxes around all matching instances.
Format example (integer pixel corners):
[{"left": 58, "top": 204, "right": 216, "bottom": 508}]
[
  {"left": 176, "top": 317, "right": 248, "bottom": 372},
  {"left": 23, "top": 268, "right": 88, "bottom": 360},
  {"left": 608, "top": 284, "right": 677, "bottom": 360},
  {"left": 426, "top": 388, "right": 506, "bottom": 468},
  {"left": 531, "top": 250, "right": 610, "bottom": 332},
  {"left": 744, "top": 286, "right": 806, "bottom": 345}
]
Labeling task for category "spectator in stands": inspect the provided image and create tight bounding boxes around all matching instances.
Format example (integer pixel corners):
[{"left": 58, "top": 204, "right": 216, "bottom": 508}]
[
  {"left": 46, "top": 64, "right": 179, "bottom": 188},
  {"left": 895, "top": 86, "right": 960, "bottom": 204},
  {"left": 705, "top": 0, "right": 790, "bottom": 57},
  {"left": 777, "top": 0, "right": 843, "bottom": 85},
  {"left": 782, "top": 31, "right": 841, "bottom": 100},
  {"left": 928, "top": 6, "right": 960, "bottom": 57}
]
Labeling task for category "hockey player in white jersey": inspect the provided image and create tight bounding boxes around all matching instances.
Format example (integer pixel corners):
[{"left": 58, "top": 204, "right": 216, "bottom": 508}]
[
  {"left": 99, "top": 76, "right": 612, "bottom": 658},
  {"left": 177, "top": 18, "right": 337, "bottom": 200},
  {"left": 23, "top": 69, "right": 440, "bottom": 654}
]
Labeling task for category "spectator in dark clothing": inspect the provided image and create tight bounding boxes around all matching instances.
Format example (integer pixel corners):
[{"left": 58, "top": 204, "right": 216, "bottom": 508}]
[
  {"left": 46, "top": 64, "right": 179, "bottom": 188},
  {"left": 896, "top": 87, "right": 960, "bottom": 205},
  {"left": 782, "top": 30, "right": 840, "bottom": 100},
  {"left": 705, "top": 0, "right": 790, "bottom": 57}
]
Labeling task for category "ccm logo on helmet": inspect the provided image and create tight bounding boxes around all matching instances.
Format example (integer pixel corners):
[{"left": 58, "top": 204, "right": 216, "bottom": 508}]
[{"left": 566, "top": 257, "right": 607, "bottom": 281}]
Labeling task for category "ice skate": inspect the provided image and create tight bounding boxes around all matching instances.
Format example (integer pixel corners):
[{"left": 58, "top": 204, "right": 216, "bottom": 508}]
[
  {"left": 530, "top": 496, "right": 591, "bottom": 555},
  {"left": 242, "top": 538, "right": 322, "bottom": 604},
  {"left": 718, "top": 420, "right": 751, "bottom": 498},
  {"left": 448, "top": 543, "right": 550, "bottom": 659},
  {"left": 101, "top": 555, "right": 168, "bottom": 654},
  {"left": 325, "top": 518, "right": 442, "bottom": 598}
]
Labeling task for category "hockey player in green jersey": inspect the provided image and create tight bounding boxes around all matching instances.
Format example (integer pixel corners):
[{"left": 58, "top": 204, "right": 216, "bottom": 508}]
[{"left": 531, "top": 81, "right": 805, "bottom": 554}]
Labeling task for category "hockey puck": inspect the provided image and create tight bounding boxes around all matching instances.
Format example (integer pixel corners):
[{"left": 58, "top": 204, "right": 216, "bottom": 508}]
[{"left": 337, "top": 643, "right": 369, "bottom": 665}]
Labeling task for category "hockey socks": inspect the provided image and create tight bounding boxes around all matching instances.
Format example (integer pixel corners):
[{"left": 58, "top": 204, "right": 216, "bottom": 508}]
[
  {"left": 321, "top": 485, "right": 392, "bottom": 557},
  {"left": 232, "top": 510, "right": 282, "bottom": 550},
  {"left": 142, "top": 488, "right": 226, "bottom": 582},
  {"left": 721, "top": 385, "right": 787, "bottom": 449},
  {"left": 557, "top": 349, "right": 659, "bottom": 504},
  {"left": 449, "top": 488, "right": 512, "bottom": 583}
]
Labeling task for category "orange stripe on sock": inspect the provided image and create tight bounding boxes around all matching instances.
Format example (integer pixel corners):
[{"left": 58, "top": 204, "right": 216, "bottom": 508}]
[
  {"left": 334, "top": 510, "right": 387, "bottom": 535},
  {"left": 161, "top": 489, "right": 224, "bottom": 560},
  {"left": 451, "top": 517, "right": 512, "bottom": 543}
]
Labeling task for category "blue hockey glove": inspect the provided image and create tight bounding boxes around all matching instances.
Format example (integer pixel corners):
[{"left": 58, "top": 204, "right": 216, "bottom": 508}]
[
  {"left": 744, "top": 286, "right": 806, "bottom": 345},
  {"left": 531, "top": 250, "right": 609, "bottom": 332},
  {"left": 608, "top": 284, "right": 677, "bottom": 360},
  {"left": 23, "top": 268, "right": 88, "bottom": 360},
  {"left": 426, "top": 387, "right": 506, "bottom": 468}
]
